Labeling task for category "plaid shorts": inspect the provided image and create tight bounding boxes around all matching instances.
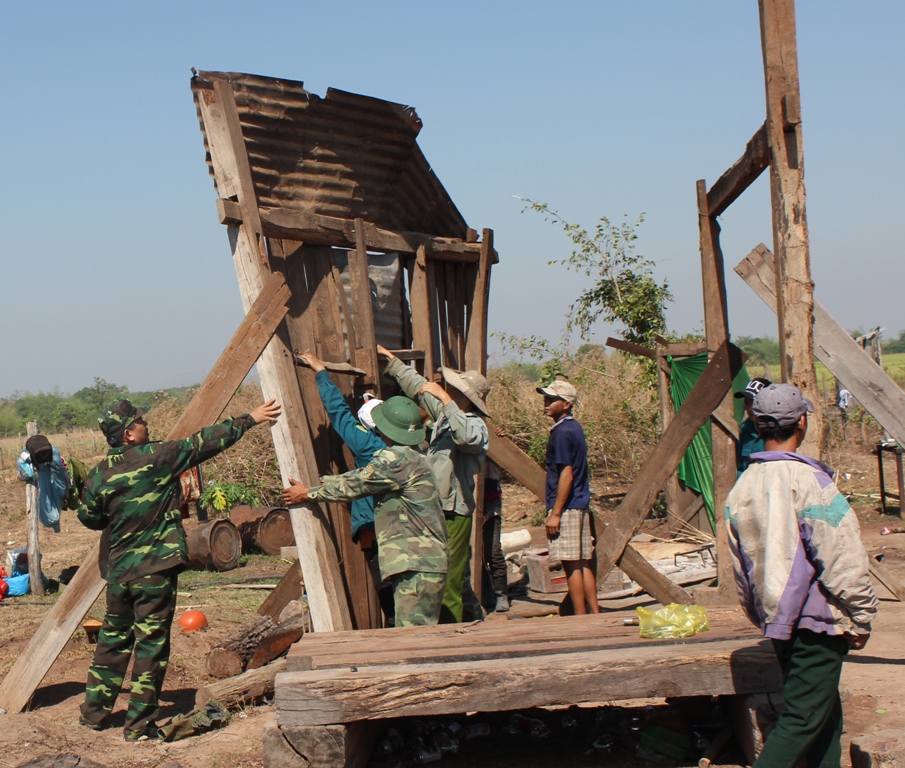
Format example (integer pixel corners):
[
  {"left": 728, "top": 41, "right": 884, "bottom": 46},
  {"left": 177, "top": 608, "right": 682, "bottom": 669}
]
[{"left": 547, "top": 508, "right": 594, "bottom": 562}]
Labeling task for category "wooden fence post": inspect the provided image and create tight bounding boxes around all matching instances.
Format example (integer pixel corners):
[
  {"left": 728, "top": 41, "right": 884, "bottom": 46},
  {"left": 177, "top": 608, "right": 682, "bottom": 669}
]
[{"left": 25, "top": 421, "right": 44, "bottom": 597}]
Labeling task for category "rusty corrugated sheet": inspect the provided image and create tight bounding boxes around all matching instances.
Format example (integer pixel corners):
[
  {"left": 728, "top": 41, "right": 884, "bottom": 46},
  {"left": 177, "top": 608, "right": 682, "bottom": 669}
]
[{"left": 192, "top": 71, "right": 469, "bottom": 239}]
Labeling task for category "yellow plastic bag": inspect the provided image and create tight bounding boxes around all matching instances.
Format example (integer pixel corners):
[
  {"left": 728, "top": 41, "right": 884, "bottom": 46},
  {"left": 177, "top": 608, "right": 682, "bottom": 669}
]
[{"left": 636, "top": 603, "right": 709, "bottom": 639}]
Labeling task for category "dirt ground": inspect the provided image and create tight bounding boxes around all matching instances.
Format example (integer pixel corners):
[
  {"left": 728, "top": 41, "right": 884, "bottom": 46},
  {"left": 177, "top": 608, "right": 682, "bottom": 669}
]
[{"left": 0, "top": 437, "right": 903, "bottom": 768}]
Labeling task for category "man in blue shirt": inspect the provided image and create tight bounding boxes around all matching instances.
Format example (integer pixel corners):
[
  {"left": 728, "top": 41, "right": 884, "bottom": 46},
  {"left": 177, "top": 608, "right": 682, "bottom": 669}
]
[{"left": 537, "top": 380, "right": 598, "bottom": 615}]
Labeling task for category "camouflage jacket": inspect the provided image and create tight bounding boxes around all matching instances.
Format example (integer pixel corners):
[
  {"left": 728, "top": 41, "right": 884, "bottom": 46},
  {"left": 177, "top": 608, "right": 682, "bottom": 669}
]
[
  {"left": 385, "top": 357, "right": 488, "bottom": 517},
  {"left": 77, "top": 415, "right": 257, "bottom": 584},
  {"left": 309, "top": 446, "right": 448, "bottom": 579}
]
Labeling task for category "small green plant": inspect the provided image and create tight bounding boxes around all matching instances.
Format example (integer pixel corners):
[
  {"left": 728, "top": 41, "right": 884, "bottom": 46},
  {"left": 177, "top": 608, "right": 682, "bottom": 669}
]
[
  {"left": 528, "top": 509, "right": 547, "bottom": 527},
  {"left": 199, "top": 480, "right": 260, "bottom": 513}
]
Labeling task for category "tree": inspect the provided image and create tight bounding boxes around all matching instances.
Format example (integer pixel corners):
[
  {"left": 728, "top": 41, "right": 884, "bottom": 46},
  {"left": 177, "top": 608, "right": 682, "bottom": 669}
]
[
  {"left": 519, "top": 200, "right": 672, "bottom": 347},
  {"left": 73, "top": 378, "right": 127, "bottom": 414}
]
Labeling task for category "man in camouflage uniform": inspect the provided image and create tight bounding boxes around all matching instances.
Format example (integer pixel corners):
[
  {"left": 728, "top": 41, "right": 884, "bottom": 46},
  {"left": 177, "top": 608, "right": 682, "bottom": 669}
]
[
  {"left": 282, "top": 396, "right": 448, "bottom": 626},
  {"left": 376, "top": 345, "right": 490, "bottom": 624},
  {"left": 77, "top": 396, "right": 281, "bottom": 740}
]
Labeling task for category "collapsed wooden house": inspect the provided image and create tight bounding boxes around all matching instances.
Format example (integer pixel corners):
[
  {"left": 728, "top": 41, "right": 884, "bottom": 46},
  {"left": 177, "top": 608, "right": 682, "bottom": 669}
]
[{"left": 5, "top": 3, "right": 905, "bottom": 766}]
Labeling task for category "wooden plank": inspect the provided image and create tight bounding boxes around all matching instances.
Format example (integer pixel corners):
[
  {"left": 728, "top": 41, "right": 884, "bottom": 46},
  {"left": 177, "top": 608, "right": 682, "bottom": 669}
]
[
  {"left": 759, "top": 0, "right": 823, "bottom": 455},
  {"left": 464, "top": 229, "right": 492, "bottom": 372},
  {"left": 217, "top": 198, "right": 496, "bottom": 263},
  {"left": 0, "top": 269, "right": 295, "bottom": 713},
  {"left": 697, "top": 180, "right": 738, "bottom": 598},
  {"left": 275, "top": 637, "right": 781, "bottom": 726},
  {"left": 706, "top": 122, "right": 770, "bottom": 218},
  {"left": 868, "top": 555, "right": 905, "bottom": 602},
  {"left": 170, "top": 271, "right": 290, "bottom": 437},
  {"left": 257, "top": 560, "right": 303, "bottom": 621},
  {"left": 409, "top": 244, "right": 435, "bottom": 378},
  {"left": 293, "top": 621, "right": 759, "bottom": 672},
  {"left": 197, "top": 78, "right": 352, "bottom": 633},
  {"left": 595, "top": 342, "right": 742, "bottom": 587},
  {"left": 293, "top": 356, "right": 366, "bottom": 377},
  {"left": 664, "top": 342, "right": 708, "bottom": 358},
  {"left": 605, "top": 337, "right": 656, "bottom": 359},
  {"left": 735, "top": 244, "right": 905, "bottom": 449},
  {"left": 485, "top": 428, "right": 691, "bottom": 605},
  {"left": 350, "top": 218, "right": 381, "bottom": 394},
  {"left": 443, "top": 262, "right": 460, "bottom": 369}
]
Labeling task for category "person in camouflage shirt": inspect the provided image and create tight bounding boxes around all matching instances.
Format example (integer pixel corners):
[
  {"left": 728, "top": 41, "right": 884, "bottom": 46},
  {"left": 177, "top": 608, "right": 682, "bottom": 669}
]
[
  {"left": 77, "top": 396, "right": 281, "bottom": 741},
  {"left": 282, "top": 396, "right": 448, "bottom": 626}
]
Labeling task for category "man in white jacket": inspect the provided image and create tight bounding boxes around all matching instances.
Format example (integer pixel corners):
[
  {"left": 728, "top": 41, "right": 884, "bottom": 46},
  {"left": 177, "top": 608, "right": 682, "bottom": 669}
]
[{"left": 726, "top": 383, "right": 877, "bottom": 767}]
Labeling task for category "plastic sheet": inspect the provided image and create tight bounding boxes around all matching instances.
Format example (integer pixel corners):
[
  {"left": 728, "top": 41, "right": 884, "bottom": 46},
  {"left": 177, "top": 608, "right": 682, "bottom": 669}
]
[{"left": 636, "top": 603, "right": 709, "bottom": 639}]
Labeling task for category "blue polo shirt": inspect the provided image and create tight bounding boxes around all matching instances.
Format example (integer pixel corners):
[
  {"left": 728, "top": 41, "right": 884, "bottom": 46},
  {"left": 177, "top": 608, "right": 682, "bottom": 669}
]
[{"left": 544, "top": 416, "right": 590, "bottom": 510}]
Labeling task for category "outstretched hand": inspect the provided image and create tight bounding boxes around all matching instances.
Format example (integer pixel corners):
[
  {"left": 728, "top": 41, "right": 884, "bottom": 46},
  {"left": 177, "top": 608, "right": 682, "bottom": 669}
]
[
  {"left": 250, "top": 399, "right": 281, "bottom": 424},
  {"left": 299, "top": 350, "right": 326, "bottom": 373},
  {"left": 282, "top": 477, "right": 309, "bottom": 505},
  {"left": 846, "top": 632, "right": 870, "bottom": 650},
  {"left": 376, "top": 344, "right": 395, "bottom": 360}
]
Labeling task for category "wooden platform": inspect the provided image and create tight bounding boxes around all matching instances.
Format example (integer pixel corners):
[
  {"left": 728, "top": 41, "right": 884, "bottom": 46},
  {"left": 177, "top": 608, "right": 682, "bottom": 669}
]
[{"left": 266, "top": 608, "right": 783, "bottom": 767}]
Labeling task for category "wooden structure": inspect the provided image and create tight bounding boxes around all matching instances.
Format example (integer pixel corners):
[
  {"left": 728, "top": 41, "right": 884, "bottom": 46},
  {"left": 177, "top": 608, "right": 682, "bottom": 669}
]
[{"left": 266, "top": 609, "right": 783, "bottom": 768}]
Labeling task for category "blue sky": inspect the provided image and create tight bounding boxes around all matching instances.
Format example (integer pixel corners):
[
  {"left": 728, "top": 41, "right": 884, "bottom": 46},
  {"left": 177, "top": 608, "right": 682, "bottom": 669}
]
[{"left": 1, "top": 2, "right": 902, "bottom": 397}]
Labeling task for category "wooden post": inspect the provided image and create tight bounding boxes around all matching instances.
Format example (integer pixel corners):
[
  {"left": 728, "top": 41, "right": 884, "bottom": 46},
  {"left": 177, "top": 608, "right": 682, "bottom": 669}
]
[
  {"left": 196, "top": 76, "right": 352, "bottom": 632},
  {"left": 759, "top": 0, "right": 823, "bottom": 456},
  {"left": 410, "top": 244, "right": 436, "bottom": 378},
  {"left": 351, "top": 219, "right": 382, "bottom": 396},
  {"left": 695, "top": 181, "right": 739, "bottom": 604},
  {"left": 25, "top": 421, "right": 44, "bottom": 597}
]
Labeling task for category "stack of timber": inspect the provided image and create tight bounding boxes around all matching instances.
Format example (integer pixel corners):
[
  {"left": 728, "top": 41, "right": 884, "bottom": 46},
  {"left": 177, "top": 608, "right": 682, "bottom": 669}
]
[{"left": 267, "top": 609, "right": 782, "bottom": 768}]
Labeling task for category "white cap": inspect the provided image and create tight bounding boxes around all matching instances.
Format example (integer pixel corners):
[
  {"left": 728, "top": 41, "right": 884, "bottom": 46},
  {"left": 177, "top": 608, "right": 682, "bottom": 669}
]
[{"left": 357, "top": 398, "right": 384, "bottom": 430}]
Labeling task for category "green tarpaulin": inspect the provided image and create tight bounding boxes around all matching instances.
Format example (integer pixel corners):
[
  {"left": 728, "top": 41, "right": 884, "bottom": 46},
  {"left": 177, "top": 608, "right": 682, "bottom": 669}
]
[{"left": 668, "top": 352, "right": 749, "bottom": 532}]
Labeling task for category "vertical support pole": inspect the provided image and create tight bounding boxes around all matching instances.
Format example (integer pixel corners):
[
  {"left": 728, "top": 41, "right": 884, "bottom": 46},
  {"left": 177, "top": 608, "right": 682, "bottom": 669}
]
[
  {"left": 351, "top": 219, "right": 382, "bottom": 397},
  {"left": 25, "top": 421, "right": 43, "bottom": 597},
  {"left": 695, "top": 181, "right": 738, "bottom": 605},
  {"left": 759, "top": 0, "right": 823, "bottom": 456},
  {"left": 196, "top": 77, "right": 351, "bottom": 632},
  {"left": 877, "top": 447, "right": 887, "bottom": 516},
  {"left": 410, "top": 244, "right": 435, "bottom": 378},
  {"left": 896, "top": 449, "right": 904, "bottom": 516}
]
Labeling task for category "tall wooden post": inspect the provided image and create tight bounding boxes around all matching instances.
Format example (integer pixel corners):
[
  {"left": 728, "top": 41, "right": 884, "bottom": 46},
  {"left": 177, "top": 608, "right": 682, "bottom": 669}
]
[
  {"left": 695, "top": 182, "right": 738, "bottom": 605},
  {"left": 196, "top": 76, "right": 352, "bottom": 632},
  {"left": 759, "top": 0, "right": 823, "bottom": 456},
  {"left": 25, "top": 421, "right": 44, "bottom": 597}
]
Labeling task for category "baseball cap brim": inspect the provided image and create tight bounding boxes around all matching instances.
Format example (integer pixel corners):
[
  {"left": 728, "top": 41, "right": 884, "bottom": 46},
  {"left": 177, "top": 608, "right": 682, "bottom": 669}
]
[{"left": 441, "top": 366, "right": 491, "bottom": 417}]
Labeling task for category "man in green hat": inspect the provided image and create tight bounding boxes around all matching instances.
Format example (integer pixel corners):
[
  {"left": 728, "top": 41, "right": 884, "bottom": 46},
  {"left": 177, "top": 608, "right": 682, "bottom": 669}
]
[
  {"left": 77, "top": 396, "right": 281, "bottom": 741},
  {"left": 282, "top": 396, "right": 449, "bottom": 626},
  {"left": 376, "top": 345, "right": 490, "bottom": 624}
]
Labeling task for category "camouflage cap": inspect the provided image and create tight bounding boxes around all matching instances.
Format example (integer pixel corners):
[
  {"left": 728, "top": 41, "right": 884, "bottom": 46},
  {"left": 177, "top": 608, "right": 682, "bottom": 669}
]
[
  {"left": 99, "top": 398, "right": 149, "bottom": 445},
  {"left": 371, "top": 396, "right": 426, "bottom": 446}
]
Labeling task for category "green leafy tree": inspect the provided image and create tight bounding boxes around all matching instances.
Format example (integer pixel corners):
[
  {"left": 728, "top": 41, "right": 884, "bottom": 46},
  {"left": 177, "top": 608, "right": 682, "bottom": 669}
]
[
  {"left": 73, "top": 378, "right": 128, "bottom": 414},
  {"left": 519, "top": 199, "right": 672, "bottom": 347}
]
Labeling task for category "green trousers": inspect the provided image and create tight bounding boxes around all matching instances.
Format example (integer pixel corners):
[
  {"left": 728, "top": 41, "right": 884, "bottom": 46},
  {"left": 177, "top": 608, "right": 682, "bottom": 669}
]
[
  {"left": 439, "top": 513, "right": 479, "bottom": 623},
  {"left": 80, "top": 569, "right": 178, "bottom": 739},
  {"left": 755, "top": 629, "right": 849, "bottom": 768}
]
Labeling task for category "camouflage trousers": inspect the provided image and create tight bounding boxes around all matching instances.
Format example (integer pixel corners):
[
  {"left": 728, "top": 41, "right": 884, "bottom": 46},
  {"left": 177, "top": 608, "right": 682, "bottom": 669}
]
[
  {"left": 80, "top": 569, "right": 178, "bottom": 739},
  {"left": 390, "top": 571, "right": 446, "bottom": 627}
]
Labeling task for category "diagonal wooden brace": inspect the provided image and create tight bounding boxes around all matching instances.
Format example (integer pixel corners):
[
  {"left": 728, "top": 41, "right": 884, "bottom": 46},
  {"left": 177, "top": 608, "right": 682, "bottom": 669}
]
[{"left": 595, "top": 342, "right": 743, "bottom": 588}]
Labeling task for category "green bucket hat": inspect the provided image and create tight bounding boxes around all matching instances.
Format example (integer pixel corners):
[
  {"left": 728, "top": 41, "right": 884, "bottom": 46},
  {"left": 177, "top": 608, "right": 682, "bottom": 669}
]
[
  {"left": 370, "top": 396, "right": 425, "bottom": 446},
  {"left": 99, "top": 398, "right": 150, "bottom": 446}
]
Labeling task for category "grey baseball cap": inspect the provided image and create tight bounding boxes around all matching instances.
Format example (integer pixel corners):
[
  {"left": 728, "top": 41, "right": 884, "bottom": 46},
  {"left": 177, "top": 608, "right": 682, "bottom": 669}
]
[{"left": 751, "top": 383, "right": 814, "bottom": 428}]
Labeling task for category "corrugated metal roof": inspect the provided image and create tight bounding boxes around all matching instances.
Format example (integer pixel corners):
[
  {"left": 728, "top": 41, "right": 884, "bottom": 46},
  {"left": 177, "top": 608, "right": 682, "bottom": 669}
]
[{"left": 192, "top": 71, "right": 469, "bottom": 240}]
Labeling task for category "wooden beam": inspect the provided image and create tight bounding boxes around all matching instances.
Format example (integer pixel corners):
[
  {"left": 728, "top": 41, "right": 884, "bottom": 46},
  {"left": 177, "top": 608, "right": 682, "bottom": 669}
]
[
  {"left": 293, "top": 356, "right": 366, "bottom": 377},
  {"left": 868, "top": 555, "right": 905, "bottom": 602},
  {"left": 171, "top": 271, "right": 291, "bottom": 436},
  {"left": 759, "top": 0, "right": 823, "bottom": 455},
  {"left": 216, "top": 198, "right": 497, "bottom": 264},
  {"left": 197, "top": 77, "right": 352, "bottom": 633},
  {"left": 0, "top": 270, "right": 296, "bottom": 714},
  {"left": 464, "top": 229, "right": 493, "bottom": 372},
  {"left": 736, "top": 244, "right": 905, "bottom": 450},
  {"left": 605, "top": 337, "right": 656, "bottom": 360},
  {"left": 485, "top": 428, "right": 690, "bottom": 606},
  {"left": 706, "top": 123, "right": 770, "bottom": 218},
  {"left": 274, "top": 637, "right": 781, "bottom": 727},
  {"left": 595, "top": 343, "right": 742, "bottom": 588},
  {"left": 350, "top": 219, "right": 381, "bottom": 395},
  {"left": 409, "top": 245, "right": 435, "bottom": 378},
  {"left": 697, "top": 180, "right": 738, "bottom": 600}
]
